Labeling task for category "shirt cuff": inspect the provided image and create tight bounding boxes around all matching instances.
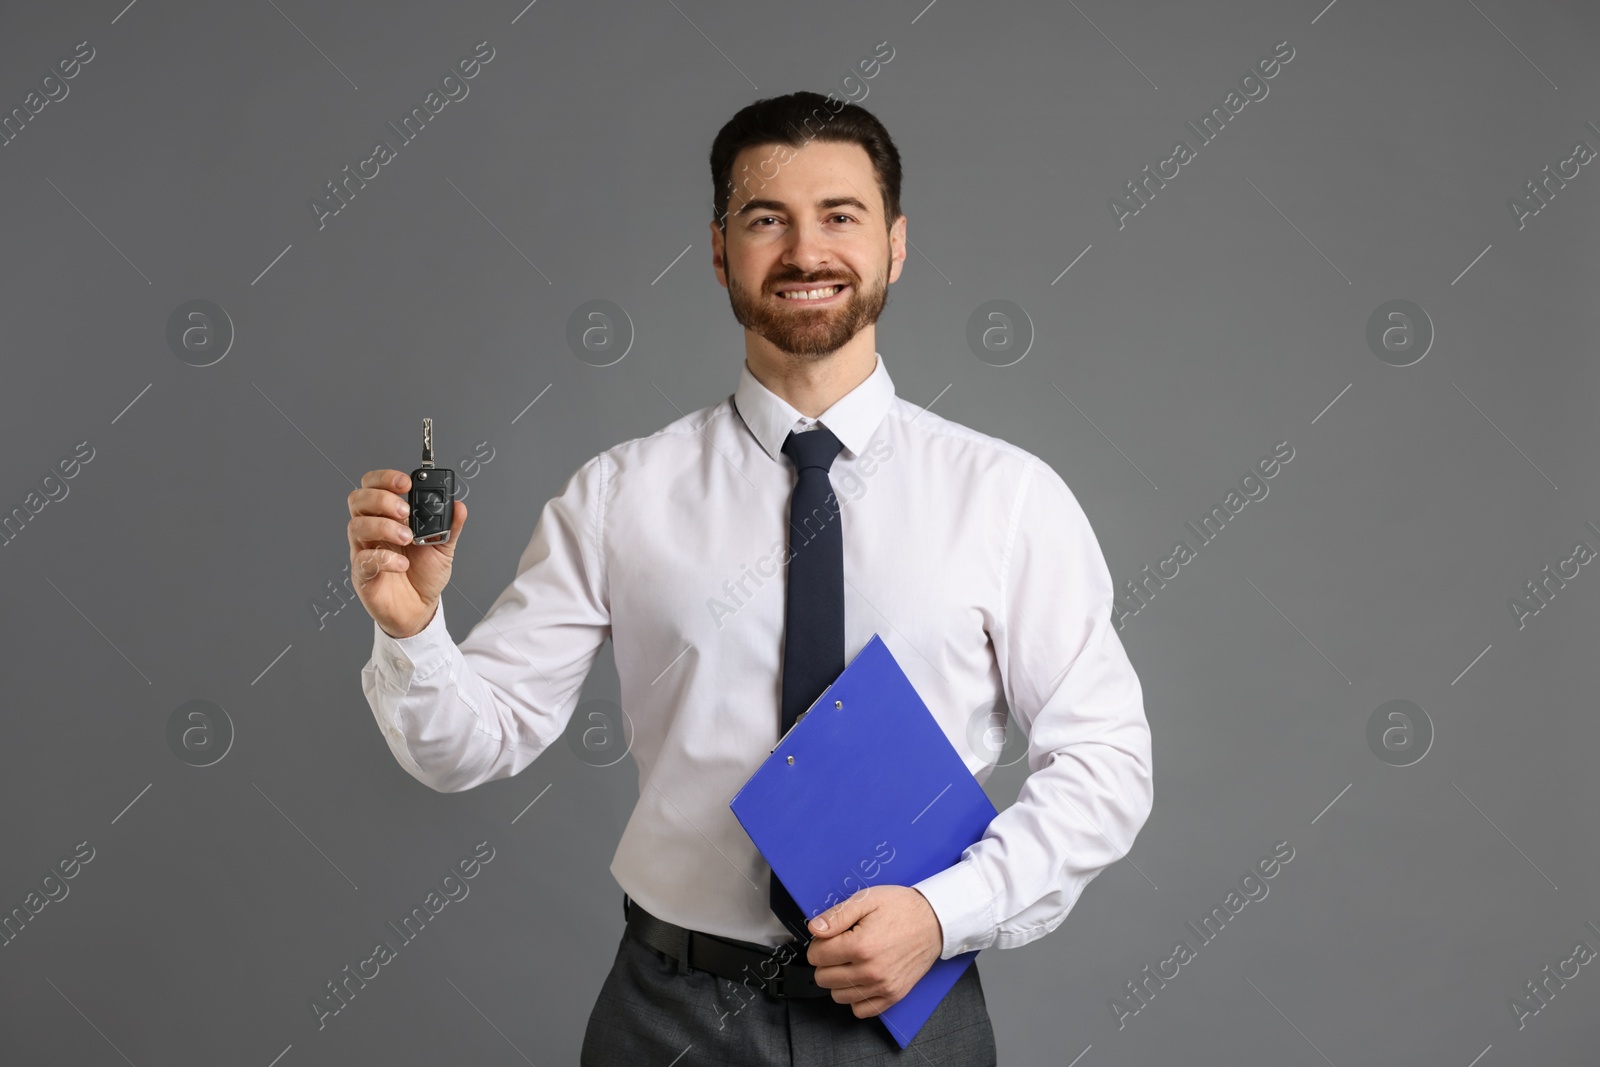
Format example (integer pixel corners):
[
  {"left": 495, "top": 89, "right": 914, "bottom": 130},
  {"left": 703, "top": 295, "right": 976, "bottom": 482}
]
[
  {"left": 370, "top": 602, "right": 452, "bottom": 690},
  {"left": 912, "top": 858, "right": 998, "bottom": 959}
]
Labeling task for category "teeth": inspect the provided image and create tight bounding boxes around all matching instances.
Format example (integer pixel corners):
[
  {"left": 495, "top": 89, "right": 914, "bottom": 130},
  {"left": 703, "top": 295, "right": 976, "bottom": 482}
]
[{"left": 777, "top": 285, "right": 843, "bottom": 301}]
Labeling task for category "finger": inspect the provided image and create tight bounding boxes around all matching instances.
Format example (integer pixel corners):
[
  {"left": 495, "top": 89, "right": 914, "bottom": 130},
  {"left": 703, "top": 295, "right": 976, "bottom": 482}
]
[
  {"left": 835, "top": 986, "right": 878, "bottom": 1006},
  {"left": 348, "top": 486, "right": 413, "bottom": 522},
  {"left": 811, "top": 961, "right": 866, "bottom": 990},
  {"left": 853, "top": 998, "right": 887, "bottom": 1019},
  {"left": 353, "top": 546, "right": 408, "bottom": 584},
  {"left": 445, "top": 499, "right": 467, "bottom": 544},
  {"left": 361, "top": 469, "right": 411, "bottom": 492},
  {"left": 809, "top": 889, "right": 873, "bottom": 937},
  {"left": 833, "top": 970, "right": 889, "bottom": 1009},
  {"left": 350, "top": 515, "right": 415, "bottom": 548},
  {"left": 806, "top": 925, "right": 865, "bottom": 966},
  {"left": 826, "top": 974, "right": 884, "bottom": 1007}
]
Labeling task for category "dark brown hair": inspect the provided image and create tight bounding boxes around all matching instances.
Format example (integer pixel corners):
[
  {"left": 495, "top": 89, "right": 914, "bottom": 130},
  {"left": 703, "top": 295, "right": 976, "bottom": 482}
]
[{"left": 709, "top": 91, "right": 903, "bottom": 235}]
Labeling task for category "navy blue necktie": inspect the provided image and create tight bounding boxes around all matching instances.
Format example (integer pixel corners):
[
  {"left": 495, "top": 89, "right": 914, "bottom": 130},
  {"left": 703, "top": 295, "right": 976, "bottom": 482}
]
[{"left": 770, "top": 425, "right": 846, "bottom": 942}]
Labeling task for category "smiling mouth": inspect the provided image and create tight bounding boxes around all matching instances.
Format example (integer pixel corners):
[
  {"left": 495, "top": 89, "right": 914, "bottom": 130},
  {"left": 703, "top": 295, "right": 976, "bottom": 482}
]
[{"left": 773, "top": 283, "right": 850, "bottom": 304}]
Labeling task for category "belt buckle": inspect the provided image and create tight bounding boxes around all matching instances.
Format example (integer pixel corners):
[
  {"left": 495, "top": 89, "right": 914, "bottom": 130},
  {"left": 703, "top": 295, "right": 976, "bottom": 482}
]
[
  {"left": 765, "top": 968, "right": 788, "bottom": 997},
  {"left": 770, "top": 960, "right": 817, "bottom": 999}
]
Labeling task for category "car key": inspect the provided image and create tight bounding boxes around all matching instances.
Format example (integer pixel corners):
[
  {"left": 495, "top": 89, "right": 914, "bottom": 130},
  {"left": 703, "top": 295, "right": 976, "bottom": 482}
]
[{"left": 408, "top": 417, "right": 456, "bottom": 545}]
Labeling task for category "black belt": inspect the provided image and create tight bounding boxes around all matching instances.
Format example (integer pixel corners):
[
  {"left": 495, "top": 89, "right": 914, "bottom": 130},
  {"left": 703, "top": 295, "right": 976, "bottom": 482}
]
[{"left": 623, "top": 894, "right": 832, "bottom": 999}]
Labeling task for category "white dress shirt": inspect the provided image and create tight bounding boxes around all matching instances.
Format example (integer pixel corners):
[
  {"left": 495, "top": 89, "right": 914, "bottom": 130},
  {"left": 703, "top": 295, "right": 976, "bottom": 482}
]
[{"left": 361, "top": 351, "right": 1153, "bottom": 959}]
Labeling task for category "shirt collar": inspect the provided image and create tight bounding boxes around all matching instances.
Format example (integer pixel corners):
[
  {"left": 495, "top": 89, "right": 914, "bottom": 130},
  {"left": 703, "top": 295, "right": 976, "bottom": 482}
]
[{"left": 732, "top": 351, "right": 896, "bottom": 463}]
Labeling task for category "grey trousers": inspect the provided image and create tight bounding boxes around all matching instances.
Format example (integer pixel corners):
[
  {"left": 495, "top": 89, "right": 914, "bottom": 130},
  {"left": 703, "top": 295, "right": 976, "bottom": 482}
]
[{"left": 580, "top": 924, "right": 997, "bottom": 1065}]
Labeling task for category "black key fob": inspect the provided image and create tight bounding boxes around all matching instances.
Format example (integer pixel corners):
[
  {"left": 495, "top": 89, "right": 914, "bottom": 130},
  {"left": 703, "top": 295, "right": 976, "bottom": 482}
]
[{"left": 408, "top": 417, "right": 456, "bottom": 545}]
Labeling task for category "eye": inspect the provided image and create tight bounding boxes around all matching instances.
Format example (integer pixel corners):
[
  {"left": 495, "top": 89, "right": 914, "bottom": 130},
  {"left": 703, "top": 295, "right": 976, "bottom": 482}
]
[
  {"left": 830, "top": 214, "right": 855, "bottom": 224},
  {"left": 751, "top": 216, "right": 781, "bottom": 228}
]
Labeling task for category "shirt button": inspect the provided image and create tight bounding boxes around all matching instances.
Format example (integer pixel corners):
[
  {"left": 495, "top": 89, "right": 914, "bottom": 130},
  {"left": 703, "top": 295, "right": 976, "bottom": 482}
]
[{"left": 391, "top": 657, "right": 407, "bottom": 670}]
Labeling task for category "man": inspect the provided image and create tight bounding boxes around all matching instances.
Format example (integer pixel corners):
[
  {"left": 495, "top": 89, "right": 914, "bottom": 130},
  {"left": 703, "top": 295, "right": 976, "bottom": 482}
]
[{"left": 348, "top": 91, "right": 1153, "bottom": 1064}]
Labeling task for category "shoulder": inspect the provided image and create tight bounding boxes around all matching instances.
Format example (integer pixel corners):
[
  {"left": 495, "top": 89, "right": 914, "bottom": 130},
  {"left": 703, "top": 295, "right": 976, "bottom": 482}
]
[
  {"left": 563, "top": 396, "right": 736, "bottom": 491},
  {"left": 619, "top": 396, "right": 732, "bottom": 455},
  {"left": 881, "top": 396, "right": 1071, "bottom": 498}
]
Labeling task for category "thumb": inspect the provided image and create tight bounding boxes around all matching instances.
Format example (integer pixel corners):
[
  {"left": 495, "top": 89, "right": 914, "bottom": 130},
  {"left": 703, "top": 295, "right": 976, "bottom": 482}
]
[
  {"left": 809, "top": 887, "right": 872, "bottom": 937},
  {"left": 438, "top": 499, "right": 467, "bottom": 553}
]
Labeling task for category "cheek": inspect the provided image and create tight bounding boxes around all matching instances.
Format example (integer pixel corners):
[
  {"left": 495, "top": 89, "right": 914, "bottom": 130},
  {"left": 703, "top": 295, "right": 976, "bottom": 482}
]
[{"left": 730, "top": 245, "right": 775, "bottom": 283}]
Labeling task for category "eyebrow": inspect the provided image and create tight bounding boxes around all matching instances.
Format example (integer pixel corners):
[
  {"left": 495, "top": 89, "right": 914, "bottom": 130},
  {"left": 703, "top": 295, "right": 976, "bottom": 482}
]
[{"left": 733, "top": 196, "right": 873, "bottom": 218}]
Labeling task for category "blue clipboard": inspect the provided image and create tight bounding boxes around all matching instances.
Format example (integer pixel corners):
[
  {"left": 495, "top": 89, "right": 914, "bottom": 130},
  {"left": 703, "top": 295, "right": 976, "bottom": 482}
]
[{"left": 729, "top": 633, "right": 999, "bottom": 1049}]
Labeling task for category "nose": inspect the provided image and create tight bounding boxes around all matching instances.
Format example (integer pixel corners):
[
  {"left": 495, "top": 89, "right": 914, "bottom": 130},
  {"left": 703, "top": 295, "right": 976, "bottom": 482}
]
[{"left": 781, "top": 219, "right": 835, "bottom": 276}]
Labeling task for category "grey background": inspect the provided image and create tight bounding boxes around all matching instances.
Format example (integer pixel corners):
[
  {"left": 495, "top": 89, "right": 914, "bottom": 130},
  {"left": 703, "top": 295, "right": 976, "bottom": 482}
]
[{"left": 1, "top": 0, "right": 1596, "bottom": 1063}]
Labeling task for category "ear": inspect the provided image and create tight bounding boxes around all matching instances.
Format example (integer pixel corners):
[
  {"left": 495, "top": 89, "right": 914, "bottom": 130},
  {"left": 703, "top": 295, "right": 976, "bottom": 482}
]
[
  {"left": 887, "top": 213, "right": 907, "bottom": 285},
  {"left": 709, "top": 219, "right": 729, "bottom": 289}
]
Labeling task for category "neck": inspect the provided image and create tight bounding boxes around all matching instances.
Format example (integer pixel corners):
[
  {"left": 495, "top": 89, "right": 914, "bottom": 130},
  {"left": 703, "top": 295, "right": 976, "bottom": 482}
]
[{"left": 743, "top": 331, "right": 877, "bottom": 418}]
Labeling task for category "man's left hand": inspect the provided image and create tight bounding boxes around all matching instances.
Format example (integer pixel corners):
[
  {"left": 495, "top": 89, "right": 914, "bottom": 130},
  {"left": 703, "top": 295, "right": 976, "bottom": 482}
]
[{"left": 804, "top": 885, "right": 944, "bottom": 1018}]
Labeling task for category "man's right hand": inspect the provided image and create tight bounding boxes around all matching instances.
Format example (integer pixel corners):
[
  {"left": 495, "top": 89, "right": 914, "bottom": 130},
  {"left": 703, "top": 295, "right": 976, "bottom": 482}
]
[{"left": 347, "top": 469, "right": 468, "bottom": 639}]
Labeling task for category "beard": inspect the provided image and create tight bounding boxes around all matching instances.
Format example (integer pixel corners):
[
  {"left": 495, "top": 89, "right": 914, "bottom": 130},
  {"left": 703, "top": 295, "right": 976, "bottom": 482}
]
[{"left": 725, "top": 255, "right": 889, "bottom": 359}]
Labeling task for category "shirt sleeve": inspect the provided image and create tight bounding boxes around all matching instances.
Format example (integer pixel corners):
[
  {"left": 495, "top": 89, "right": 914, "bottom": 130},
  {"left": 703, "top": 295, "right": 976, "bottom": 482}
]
[
  {"left": 360, "top": 451, "right": 613, "bottom": 793},
  {"left": 912, "top": 457, "right": 1154, "bottom": 958}
]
